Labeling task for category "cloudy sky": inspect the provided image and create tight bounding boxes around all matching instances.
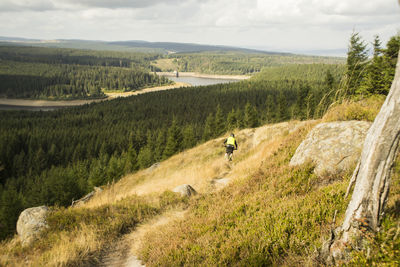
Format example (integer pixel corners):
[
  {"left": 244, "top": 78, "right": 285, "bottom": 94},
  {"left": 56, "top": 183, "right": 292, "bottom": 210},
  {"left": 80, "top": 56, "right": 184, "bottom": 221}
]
[{"left": 0, "top": 0, "right": 399, "bottom": 54}]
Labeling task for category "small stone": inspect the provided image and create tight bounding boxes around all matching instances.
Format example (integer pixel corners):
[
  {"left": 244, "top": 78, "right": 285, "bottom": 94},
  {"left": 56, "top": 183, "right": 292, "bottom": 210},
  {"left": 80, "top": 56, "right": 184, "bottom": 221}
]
[{"left": 172, "top": 184, "right": 197, "bottom": 197}]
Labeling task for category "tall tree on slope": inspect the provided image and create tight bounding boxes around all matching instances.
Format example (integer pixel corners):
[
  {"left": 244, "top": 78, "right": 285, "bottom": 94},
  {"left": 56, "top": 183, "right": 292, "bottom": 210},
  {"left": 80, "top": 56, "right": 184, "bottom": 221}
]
[
  {"left": 346, "top": 32, "right": 368, "bottom": 96},
  {"left": 324, "top": 45, "right": 400, "bottom": 264}
]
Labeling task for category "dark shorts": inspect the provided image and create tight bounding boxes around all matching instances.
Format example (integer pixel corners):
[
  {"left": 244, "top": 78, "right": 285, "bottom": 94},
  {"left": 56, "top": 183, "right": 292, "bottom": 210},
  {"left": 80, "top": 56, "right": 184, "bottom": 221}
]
[{"left": 226, "top": 145, "right": 235, "bottom": 153}]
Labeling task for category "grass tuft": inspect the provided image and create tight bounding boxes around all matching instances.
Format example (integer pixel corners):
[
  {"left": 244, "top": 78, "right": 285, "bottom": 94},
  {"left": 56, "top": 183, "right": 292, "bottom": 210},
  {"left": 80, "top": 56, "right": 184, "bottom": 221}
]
[{"left": 322, "top": 95, "right": 385, "bottom": 122}]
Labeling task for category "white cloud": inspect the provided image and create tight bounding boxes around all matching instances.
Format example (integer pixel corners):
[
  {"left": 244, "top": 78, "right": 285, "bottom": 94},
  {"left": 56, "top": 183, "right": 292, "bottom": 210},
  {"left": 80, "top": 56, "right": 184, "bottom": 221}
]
[
  {"left": 0, "top": 0, "right": 399, "bottom": 53},
  {"left": 0, "top": 0, "right": 56, "bottom": 12}
]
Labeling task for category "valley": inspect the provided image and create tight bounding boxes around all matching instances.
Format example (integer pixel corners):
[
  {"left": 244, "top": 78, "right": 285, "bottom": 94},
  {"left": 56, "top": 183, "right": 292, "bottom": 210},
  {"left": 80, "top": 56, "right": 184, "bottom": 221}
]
[{"left": 0, "top": 32, "right": 399, "bottom": 266}]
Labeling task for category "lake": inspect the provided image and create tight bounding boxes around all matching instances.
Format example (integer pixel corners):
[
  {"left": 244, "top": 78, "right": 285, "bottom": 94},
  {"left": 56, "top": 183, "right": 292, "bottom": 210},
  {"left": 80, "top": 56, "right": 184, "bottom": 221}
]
[{"left": 167, "top": 76, "right": 241, "bottom": 86}]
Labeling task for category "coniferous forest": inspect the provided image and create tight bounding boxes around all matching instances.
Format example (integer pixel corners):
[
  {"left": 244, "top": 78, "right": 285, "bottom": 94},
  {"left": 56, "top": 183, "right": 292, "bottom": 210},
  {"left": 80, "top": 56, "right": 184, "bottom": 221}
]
[
  {"left": 0, "top": 33, "right": 399, "bottom": 240},
  {"left": 0, "top": 46, "right": 170, "bottom": 99}
]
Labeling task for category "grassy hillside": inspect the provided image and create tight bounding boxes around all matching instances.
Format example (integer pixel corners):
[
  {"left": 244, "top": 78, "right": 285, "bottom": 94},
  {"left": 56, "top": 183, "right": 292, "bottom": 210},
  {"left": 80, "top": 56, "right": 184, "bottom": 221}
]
[{"left": 1, "top": 97, "right": 397, "bottom": 266}]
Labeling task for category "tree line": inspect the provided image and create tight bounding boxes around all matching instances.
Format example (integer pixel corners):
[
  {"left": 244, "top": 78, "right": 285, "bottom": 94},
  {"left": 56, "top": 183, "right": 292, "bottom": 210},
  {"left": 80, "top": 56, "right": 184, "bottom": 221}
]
[
  {"left": 0, "top": 60, "right": 170, "bottom": 99},
  {"left": 0, "top": 46, "right": 161, "bottom": 69},
  {"left": 345, "top": 33, "right": 400, "bottom": 97},
  {"left": 155, "top": 52, "right": 345, "bottom": 74}
]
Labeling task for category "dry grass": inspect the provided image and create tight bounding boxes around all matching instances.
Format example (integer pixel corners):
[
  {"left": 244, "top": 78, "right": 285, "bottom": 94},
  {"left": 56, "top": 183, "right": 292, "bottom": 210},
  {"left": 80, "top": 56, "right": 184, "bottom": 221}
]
[
  {"left": 0, "top": 195, "right": 161, "bottom": 266},
  {"left": 128, "top": 209, "right": 187, "bottom": 256},
  {"left": 0, "top": 222, "right": 101, "bottom": 267},
  {"left": 36, "top": 224, "right": 101, "bottom": 266},
  {"left": 322, "top": 95, "right": 385, "bottom": 122},
  {"left": 137, "top": 122, "right": 353, "bottom": 266},
  {"left": 86, "top": 121, "right": 309, "bottom": 208}
]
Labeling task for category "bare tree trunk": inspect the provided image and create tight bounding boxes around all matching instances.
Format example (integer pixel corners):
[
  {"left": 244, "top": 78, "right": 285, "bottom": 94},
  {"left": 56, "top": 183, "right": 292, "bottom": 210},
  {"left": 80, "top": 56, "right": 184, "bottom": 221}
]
[{"left": 326, "top": 51, "right": 400, "bottom": 263}]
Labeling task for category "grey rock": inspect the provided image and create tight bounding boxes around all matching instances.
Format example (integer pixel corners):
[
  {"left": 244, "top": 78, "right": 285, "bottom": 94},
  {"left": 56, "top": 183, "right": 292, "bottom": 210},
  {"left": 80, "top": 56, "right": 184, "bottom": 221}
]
[
  {"left": 147, "top": 162, "right": 160, "bottom": 174},
  {"left": 71, "top": 186, "right": 103, "bottom": 207},
  {"left": 290, "top": 121, "right": 371, "bottom": 176},
  {"left": 16, "top": 206, "right": 49, "bottom": 246},
  {"left": 211, "top": 178, "right": 231, "bottom": 190},
  {"left": 172, "top": 184, "right": 197, "bottom": 197}
]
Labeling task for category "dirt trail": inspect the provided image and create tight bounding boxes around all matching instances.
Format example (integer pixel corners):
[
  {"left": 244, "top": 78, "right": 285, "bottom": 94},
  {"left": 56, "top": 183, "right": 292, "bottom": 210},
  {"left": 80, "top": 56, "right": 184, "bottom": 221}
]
[
  {"left": 100, "top": 210, "right": 187, "bottom": 267},
  {"left": 93, "top": 121, "right": 311, "bottom": 266}
]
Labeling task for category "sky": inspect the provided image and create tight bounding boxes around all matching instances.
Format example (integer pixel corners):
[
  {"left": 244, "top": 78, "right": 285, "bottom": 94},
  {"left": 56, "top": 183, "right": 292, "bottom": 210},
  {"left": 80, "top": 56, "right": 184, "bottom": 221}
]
[{"left": 0, "top": 0, "right": 399, "bottom": 55}]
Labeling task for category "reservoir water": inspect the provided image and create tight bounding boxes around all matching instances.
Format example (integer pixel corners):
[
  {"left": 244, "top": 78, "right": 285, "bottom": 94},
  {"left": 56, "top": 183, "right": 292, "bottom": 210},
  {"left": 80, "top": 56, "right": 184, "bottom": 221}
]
[{"left": 167, "top": 76, "right": 240, "bottom": 86}]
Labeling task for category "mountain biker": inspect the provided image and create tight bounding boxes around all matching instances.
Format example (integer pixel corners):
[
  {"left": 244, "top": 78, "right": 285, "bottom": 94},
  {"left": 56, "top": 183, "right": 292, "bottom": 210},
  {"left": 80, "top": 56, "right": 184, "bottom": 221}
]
[{"left": 224, "top": 133, "right": 238, "bottom": 161}]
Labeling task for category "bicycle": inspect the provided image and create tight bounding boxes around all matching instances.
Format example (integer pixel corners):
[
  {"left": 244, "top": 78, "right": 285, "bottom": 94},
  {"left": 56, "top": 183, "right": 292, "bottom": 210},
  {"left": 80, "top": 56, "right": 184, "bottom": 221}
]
[{"left": 224, "top": 145, "right": 236, "bottom": 161}]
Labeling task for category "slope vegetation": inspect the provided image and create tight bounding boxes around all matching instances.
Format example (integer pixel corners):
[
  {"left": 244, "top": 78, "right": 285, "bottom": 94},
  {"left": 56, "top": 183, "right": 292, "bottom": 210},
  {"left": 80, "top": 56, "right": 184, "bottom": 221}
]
[
  {"left": 1, "top": 99, "right": 398, "bottom": 266},
  {"left": 86, "top": 121, "right": 308, "bottom": 207}
]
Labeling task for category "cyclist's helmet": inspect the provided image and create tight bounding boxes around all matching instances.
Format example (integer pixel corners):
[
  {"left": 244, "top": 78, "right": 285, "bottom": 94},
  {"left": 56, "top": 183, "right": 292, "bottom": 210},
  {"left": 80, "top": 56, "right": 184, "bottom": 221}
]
[{"left": 230, "top": 133, "right": 235, "bottom": 137}]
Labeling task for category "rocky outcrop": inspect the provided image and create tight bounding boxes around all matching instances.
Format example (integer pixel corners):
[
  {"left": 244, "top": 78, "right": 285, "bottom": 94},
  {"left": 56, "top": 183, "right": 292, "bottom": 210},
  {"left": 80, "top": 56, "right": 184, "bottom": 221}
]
[
  {"left": 16, "top": 206, "right": 49, "bottom": 246},
  {"left": 172, "top": 184, "right": 197, "bottom": 197},
  {"left": 290, "top": 121, "right": 371, "bottom": 176},
  {"left": 72, "top": 186, "right": 102, "bottom": 207}
]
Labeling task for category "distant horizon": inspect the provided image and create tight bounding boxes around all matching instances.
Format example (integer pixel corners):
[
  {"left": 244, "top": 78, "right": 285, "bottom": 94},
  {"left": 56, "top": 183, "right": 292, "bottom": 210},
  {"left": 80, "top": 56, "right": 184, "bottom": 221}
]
[
  {"left": 0, "top": 35, "right": 348, "bottom": 57},
  {"left": 1, "top": 0, "right": 398, "bottom": 58}
]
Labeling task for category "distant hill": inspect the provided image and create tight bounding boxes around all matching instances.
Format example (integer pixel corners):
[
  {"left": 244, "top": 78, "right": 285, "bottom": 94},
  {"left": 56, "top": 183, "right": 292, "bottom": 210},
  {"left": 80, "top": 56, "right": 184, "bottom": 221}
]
[
  {"left": 0, "top": 36, "right": 285, "bottom": 55},
  {"left": 109, "top": 40, "right": 285, "bottom": 54}
]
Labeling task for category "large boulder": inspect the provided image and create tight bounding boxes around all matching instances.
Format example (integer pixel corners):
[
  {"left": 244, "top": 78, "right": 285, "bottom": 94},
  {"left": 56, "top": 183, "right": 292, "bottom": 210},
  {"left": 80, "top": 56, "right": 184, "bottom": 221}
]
[
  {"left": 172, "top": 184, "right": 197, "bottom": 197},
  {"left": 290, "top": 121, "right": 371, "bottom": 176},
  {"left": 16, "top": 206, "right": 49, "bottom": 246}
]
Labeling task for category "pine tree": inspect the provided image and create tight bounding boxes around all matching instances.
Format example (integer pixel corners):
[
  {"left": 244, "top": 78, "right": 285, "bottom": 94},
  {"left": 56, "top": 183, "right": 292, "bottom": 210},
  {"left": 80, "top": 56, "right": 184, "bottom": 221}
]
[
  {"left": 214, "top": 105, "right": 225, "bottom": 136},
  {"left": 182, "top": 125, "right": 196, "bottom": 149},
  {"left": 106, "top": 153, "right": 124, "bottom": 182},
  {"left": 202, "top": 113, "right": 216, "bottom": 141},
  {"left": 154, "top": 129, "right": 166, "bottom": 162},
  {"left": 265, "top": 95, "right": 276, "bottom": 123},
  {"left": 163, "top": 119, "right": 182, "bottom": 159},
  {"left": 324, "top": 69, "right": 335, "bottom": 91},
  {"left": 277, "top": 91, "right": 289, "bottom": 121},
  {"left": 125, "top": 145, "right": 138, "bottom": 172},
  {"left": 227, "top": 108, "right": 237, "bottom": 130},
  {"left": 382, "top": 35, "right": 400, "bottom": 94},
  {"left": 244, "top": 102, "right": 259, "bottom": 128},
  {"left": 295, "top": 84, "right": 310, "bottom": 120},
  {"left": 359, "top": 35, "right": 385, "bottom": 95},
  {"left": 235, "top": 108, "right": 245, "bottom": 129},
  {"left": 145, "top": 130, "right": 156, "bottom": 152},
  {"left": 88, "top": 151, "right": 108, "bottom": 187},
  {"left": 0, "top": 185, "right": 24, "bottom": 239},
  {"left": 346, "top": 32, "right": 368, "bottom": 96},
  {"left": 137, "top": 146, "right": 153, "bottom": 169}
]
